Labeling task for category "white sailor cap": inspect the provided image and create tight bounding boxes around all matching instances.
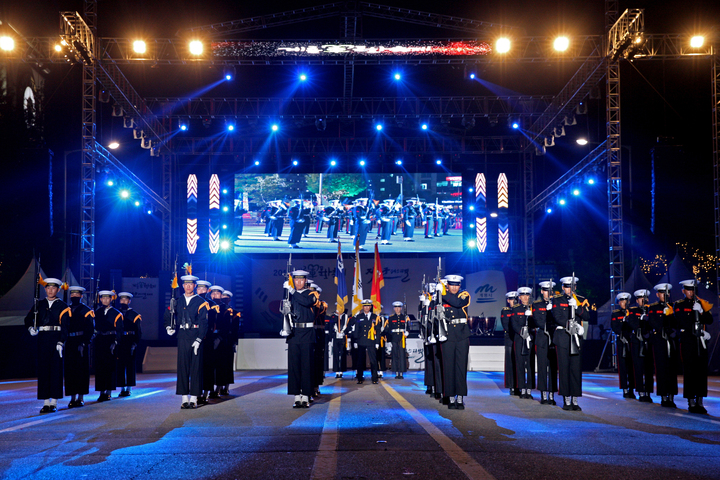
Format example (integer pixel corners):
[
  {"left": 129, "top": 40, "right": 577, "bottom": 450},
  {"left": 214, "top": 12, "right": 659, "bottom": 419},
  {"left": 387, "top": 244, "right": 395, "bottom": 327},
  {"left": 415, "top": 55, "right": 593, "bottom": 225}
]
[
  {"left": 117, "top": 292, "right": 134, "bottom": 299},
  {"left": 355, "top": 198, "right": 368, "bottom": 204},
  {"left": 615, "top": 292, "right": 631, "bottom": 302},
  {"left": 209, "top": 285, "right": 224, "bottom": 292},
  {"left": 196, "top": 280, "right": 212, "bottom": 287},
  {"left": 680, "top": 279, "right": 697, "bottom": 290},
  {"left": 222, "top": 290, "right": 233, "bottom": 297},
  {"left": 538, "top": 281, "right": 556, "bottom": 290},
  {"left": 444, "top": 275, "right": 463, "bottom": 285},
  {"left": 43, "top": 278, "right": 63, "bottom": 287},
  {"left": 180, "top": 275, "right": 199, "bottom": 283},
  {"left": 560, "top": 276, "right": 579, "bottom": 286},
  {"left": 392, "top": 301, "right": 404, "bottom": 307},
  {"left": 362, "top": 299, "right": 373, "bottom": 305},
  {"left": 313, "top": 285, "right": 323, "bottom": 293},
  {"left": 506, "top": 291, "right": 518, "bottom": 298},
  {"left": 653, "top": 283, "right": 672, "bottom": 292},
  {"left": 98, "top": 290, "right": 114, "bottom": 297},
  {"left": 517, "top": 287, "right": 533, "bottom": 295},
  {"left": 291, "top": 270, "right": 310, "bottom": 278},
  {"left": 634, "top": 289, "right": 650, "bottom": 298},
  {"left": 68, "top": 286, "right": 86, "bottom": 293}
]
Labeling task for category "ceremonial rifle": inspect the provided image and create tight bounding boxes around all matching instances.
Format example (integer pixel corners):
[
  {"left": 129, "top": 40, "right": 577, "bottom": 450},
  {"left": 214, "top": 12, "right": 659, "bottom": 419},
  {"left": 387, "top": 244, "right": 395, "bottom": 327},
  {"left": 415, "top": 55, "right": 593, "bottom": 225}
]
[
  {"left": 280, "top": 253, "right": 294, "bottom": 336},
  {"left": 32, "top": 255, "right": 40, "bottom": 330},
  {"left": 567, "top": 272, "right": 581, "bottom": 355},
  {"left": 93, "top": 275, "right": 101, "bottom": 311},
  {"left": 434, "top": 257, "right": 448, "bottom": 342},
  {"left": 169, "top": 255, "right": 178, "bottom": 330}
]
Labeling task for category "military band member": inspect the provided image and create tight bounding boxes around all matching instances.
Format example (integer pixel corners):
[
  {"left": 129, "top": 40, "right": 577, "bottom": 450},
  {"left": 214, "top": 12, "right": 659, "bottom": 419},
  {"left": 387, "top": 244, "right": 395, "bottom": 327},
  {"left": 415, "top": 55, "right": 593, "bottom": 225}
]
[
  {"left": 628, "top": 287, "right": 654, "bottom": 403},
  {"left": 197, "top": 280, "right": 219, "bottom": 403},
  {"left": 611, "top": 292, "right": 636, "bottom": 399},
  {"left": 419, "top": 290, "right": 435, "bottom": 395},
  {"left": 551, "top": 276, "right": 589, "bottom": 411},
  {"left": 511, "top": 287, "right": 536, "bottom": 400},
  {"left": 378, "top": 200, "right": 394, "bottom": 245},
  {"left": 25, "top": 277, "right": 69, "bottom": 413},
  {"left": 310, "top": 283, "right": 328, "bottom": 398},
  {"left": 353, "top": 199, "right": 371, "bottom": 250},
  {"left": 270, "top": 200, "right": 288, "bottom": 240},
  {"left": 387, "top": 301, "right": 409, "bottom": 379},
  {"left": 282, "top": 270, "right": 319, "bottom": 408},
  {"left": 328, "top": 306, "right": 349, "bottom": 378},
  {"left": 424, "top": 284, "right": 445, "bottom": 400},
  {"left": 165, "top": 275, "right": 209, "bottom": 409},
  {"left": 645, "top": 285, "right": 677, "bottom": 408},
  {"left": 94, "top": 291, "right": 123, "bottom": 402},
  {"left": 210, "top": 285, "right": 236, "bottom": 397},
  {"left": 117, "top": 292, "right": 142, "bottom": 397},
  {"left": 532, "top": 281, "right": 558, "bottom": 405},
  {"left": 501, "top": 291, "right": 518, "bottom": 396},
  {"left": 65, "top": 286, "right": 94, "bottom": 408},
  {"left": 441, "top": 275, "right": 471, "bottom": 410},
  {"left": 348, "top": 299, "right": 381, "bottom": 384},
  {"left": 402, "top": 200, "right": 417, "bottom": 242},
  {"left": 674, "top": 279, "right": 714, "bottom": 414},
  {"left": 287, "top": 199, "right": 307, "bottom": 249}
]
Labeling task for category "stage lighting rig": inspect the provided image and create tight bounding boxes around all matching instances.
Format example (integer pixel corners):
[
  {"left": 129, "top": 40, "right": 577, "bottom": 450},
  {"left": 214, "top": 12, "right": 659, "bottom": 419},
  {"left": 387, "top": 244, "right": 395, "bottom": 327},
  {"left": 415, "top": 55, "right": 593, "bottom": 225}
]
[
  {"left": 495, "top": 37, "right": 511, "bottom": 54},
  {"left": 189, "top": 40, "right": 203, "bottom": 55},
  {"left": 315, "top": 118, "right": 326, "bottom": 131},
  {"left": 133, "top": 40, "right": 147, "bottom": 54},
  {"left": 111, "top": 104, "right": 124, "bottom": 117},
  {"left": 223, "top": 66, "right": 235, "bottom": 81},
  {"left": 690, "top": 36, "right": 705, "bottom": 48},
  {"left": 553, "top": 36, "right": 569, "bottom": 52},
  {"left": 461, "top": 117, "right": 475, "bottom": 131},
  {"left": 0, "top": 36, "right": 15, "bottom": 51}
]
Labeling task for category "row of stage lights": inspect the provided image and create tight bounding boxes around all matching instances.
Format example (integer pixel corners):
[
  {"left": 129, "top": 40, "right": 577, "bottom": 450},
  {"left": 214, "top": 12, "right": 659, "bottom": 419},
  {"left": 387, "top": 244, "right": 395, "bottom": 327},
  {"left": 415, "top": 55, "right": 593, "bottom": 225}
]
[
  {"left": 1, "top": 35, "right": 705, "bottom": 56},
  {"left": 244, "top": 157, "right": 447, "bottom": 167}
]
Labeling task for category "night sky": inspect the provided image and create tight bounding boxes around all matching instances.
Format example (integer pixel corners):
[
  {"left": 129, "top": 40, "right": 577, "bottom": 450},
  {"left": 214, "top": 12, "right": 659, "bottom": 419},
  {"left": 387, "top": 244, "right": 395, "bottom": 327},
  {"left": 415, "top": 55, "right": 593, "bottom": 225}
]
[{"left": 1, "top": 0, "right": 719, "bottom": 297}]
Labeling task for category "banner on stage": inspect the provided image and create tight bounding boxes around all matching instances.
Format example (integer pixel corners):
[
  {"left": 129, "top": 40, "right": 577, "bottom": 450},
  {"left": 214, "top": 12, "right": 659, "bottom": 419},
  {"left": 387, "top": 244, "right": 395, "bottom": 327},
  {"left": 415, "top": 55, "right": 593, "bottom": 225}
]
[
  {"left": 465, "top": 270, "right": 507, "bottom": 330},
  {"left": 121, "top": 277, "right": 160, "bottom": 340}
]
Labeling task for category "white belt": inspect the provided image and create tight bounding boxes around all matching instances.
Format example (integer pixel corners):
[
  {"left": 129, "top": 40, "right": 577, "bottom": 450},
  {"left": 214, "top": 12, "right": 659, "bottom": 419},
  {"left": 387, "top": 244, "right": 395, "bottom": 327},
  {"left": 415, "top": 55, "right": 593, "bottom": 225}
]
[
  {"left": 179, "top": 324, "right": 199, "bottom": 329},
  {"left": 295, "top": 322, "right": 314, "bottom": 328},
  {"left": 391, "top": 328, "right": 404, "bottom": 333},
  {"left": 449, "top": 319, "right": 467, "bottom": 324},
  {"left": 555, "top": 326, "right": 565, "bottom": 330},
  {"left": 39, "top": 326, "right": 61, "bottom": 332},
  {"left": 68, "top": 331, "right": 84, "bottom": 337}
]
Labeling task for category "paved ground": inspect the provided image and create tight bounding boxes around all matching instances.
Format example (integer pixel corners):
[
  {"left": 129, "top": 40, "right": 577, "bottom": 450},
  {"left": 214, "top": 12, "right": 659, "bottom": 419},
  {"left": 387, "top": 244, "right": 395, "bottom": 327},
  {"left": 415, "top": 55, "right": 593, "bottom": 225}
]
[
  {"left": 232, "top": 224, "right": 463, "bottom": 253},
  {"left": 1, "top": 371, "right": 719, "bottom": 479}
]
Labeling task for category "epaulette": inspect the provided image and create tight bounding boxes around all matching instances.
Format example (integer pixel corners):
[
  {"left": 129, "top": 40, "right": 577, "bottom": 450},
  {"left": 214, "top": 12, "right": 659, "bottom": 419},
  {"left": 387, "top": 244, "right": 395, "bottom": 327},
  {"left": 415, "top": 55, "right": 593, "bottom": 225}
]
[
  {"left": 648, "top": 302, "right": 660, "bottom": 307},
  {"left": 459, "top": 291, "right": 470, "bottom": 299},
  {"left": 612, "top": 309, "right": 623, "bottom": 314}
]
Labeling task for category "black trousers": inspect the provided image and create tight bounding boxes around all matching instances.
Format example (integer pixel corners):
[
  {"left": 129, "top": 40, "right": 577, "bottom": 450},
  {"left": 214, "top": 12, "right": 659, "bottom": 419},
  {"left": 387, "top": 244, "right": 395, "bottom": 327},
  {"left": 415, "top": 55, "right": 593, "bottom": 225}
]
[
  {"left": 117, "top": 336, "right": 137, "bottom": 387},
  {"left": 176, "top": 331, "right": 203, "bottom": 396},
  {"left": 650, "top": 332, "right": 678, "bottom": 396},
  {"left": 431, "top": 343, "right": 445, "bottom": 394},
  {"left": 503, "top": 334, "right": 516, "bottom": 389},
  {"left": 64, "top": 338, "right": 89, "bottom": 396},
  {"left": 631, "top": 338, "right": 654, "bottom": 393},
  {"left": 535, "top": 331, "right": 557, "bottom": 392},
  {"left": 332, "top": 338, "right": 347, "bottom": 372},
  {"left": 288, "top": 342, "right": 314, "bottom": 396},
  {"left": 355, "top": 344, "right": 378, "bottom": 382},
  {"left": 37, "top": 331, "right": 64, "bottom": 400},
  {"left": 554, "top": 332, "right": 582, "bottom": 397},
  {"left": 514, "top": 335, "right": 536, "bottom": 390},
  {"left": 202, "top": 335, "right": 216, "bottom": 391},
  {"left": 390, "top": 338, "right": 407, "bottom": 373},
  {"left": 216, "top": 339, "right": 235, "bottom": 386},
  {"left": 441, "top": 339, "right": 469, "bottom": 397},
  {"left": 376, "top": 341, "right": 386, "bottom": 371},
  {"left": 423, "top": 343, "right": 434, "bottom": 386},
  {"left": 616, "top": 337, "right": 634, "bottom": 390},
  {"left": 313, "top": 330, "right": 326, "bottom": 389},
  {"left": 680, "top": 333, "right": 709, "bottom": 398},
  {"left": 94, "top": 335, "right": 117, "bottom": 392}
]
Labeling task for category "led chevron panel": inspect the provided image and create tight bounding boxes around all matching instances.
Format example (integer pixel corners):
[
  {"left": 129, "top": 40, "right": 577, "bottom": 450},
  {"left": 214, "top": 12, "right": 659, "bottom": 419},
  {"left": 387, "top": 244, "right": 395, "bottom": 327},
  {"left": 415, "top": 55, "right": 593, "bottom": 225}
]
[
  {"left": 499, "top": 223, "right": 509, "bottom": 253},
  {"left": 498, "top": 173, "right": 508, "bottom": 209},
  {"left": 187, "top": 174, "right": 199, "bottom": 254},
  {"left": 476, "top": 217, "right": 487, "bottom": 253},
  {"left": 475, "top": 173, "right": 486, "bottom": 205},
  {"left": 209, "top": 174, "right": 220, "bottom": 254}
]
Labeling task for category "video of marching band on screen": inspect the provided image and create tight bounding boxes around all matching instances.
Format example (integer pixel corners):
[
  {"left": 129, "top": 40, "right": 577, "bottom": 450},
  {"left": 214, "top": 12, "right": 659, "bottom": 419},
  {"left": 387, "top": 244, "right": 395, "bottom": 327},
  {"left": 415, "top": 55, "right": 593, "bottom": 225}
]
[{"left": 233, "top": 172, "right": 463, "bottom": 253}]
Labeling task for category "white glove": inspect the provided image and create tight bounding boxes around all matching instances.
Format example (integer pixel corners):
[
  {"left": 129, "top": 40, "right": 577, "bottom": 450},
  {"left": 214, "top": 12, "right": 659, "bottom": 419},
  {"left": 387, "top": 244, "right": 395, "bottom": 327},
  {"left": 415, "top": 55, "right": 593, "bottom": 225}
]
[
  {"left": 28, "top": 327, "right": 38, "bottom": 336},
  {"left": 166, "top": 326, "right": 176, "bottom": 336},
  {"left": 440, "top": 279, "right": 448, "bottom": 287},
  {"left": 375, "top": 344, "right": 379, "bottom": 349},
  {"left": 192, "top": 340, "right": 201, "bottom": 355},
  {"left": 280, "top": 299, "right": 292, "bottom": 314},
  {"left": 423, "top": 298, "right": 431, "bottom": 307},
  {"left": 79, "top": 344, "right": 84, "bottom": 357},
  {"left": 56, "top": 343, "right": 63, "bottom": 358},
  {"left": 546, "top": 301, "right": 552, "bottom": 310},
  {"left": 693, "top": 302, "right": 703, "bottom": 313},
  {"left": 568, "top": 297, "right": 577, "bottom": 307},
  {"left": 639, "top": 314, "right": 646, "bottom": 321},
  {"left": 428, "top": 284, "right": 436, "bottom": 293},
  {"left": 270, "top": 216, "right": 277, "bottom": 220},
  {"left": 110, "top": 342, "right": 116, "bottom": 354},
  {"left": 419, "top": 295, "right": 425, "bottom": 302},
  {"left": 404, "top": 330, "right": 409, "bottom": 336},
  {"left": 576, "top": 324, "right": 585, "bottom": 336},
  {"left": 525, "top": 309, "right": 532, "bottom": 316},
  {"left": 422, "top": 221, "right": 426, "bottom": 226},
  {"left": 363, "top": 219, "right": 371, "bottom": 224},
  {"left": 405, "top": 220, "right": 411, "bottom": 227},
  {"left": 214, "top": 337, "right": 221, "bottom": 350},
  {"left": 353, "top": 343, "right": 358, "bottom": 349},
  {"left": 703, "top": 331, "right": 711, "bottom": 341},
  {"left": 664, "top": 306, "right": 674, "bottom": 316},
  {"left": 233, "top": 344, "right": 237, "bottom": 353},
  {"left": 298, "top": 219, "right": 306, "bottom": 223},
  {"left": 386, "top": 344, "right": 392, "bottom": 354}
]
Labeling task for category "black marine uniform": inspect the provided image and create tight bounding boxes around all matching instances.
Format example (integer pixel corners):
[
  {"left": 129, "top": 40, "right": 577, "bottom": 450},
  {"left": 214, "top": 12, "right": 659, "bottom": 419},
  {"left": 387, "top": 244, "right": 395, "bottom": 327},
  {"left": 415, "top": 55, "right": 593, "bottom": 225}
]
[
  {"left": 117, "top": 305, "right": 142, "bottom": 391},
  {"left": 65, "top": 298, "right": 94, "bottom": 398},
  {"left": 611, "top": 306, "right": 635, "bottom": 396},
  {"left": 25, "top": 298, "right": 70, "bottom": 401},
  {"left": 441, "top": 288, "right": 471, "bottom": 401},
  {"left": 93, "top": 304, "right": 124, "bottom": 394}
]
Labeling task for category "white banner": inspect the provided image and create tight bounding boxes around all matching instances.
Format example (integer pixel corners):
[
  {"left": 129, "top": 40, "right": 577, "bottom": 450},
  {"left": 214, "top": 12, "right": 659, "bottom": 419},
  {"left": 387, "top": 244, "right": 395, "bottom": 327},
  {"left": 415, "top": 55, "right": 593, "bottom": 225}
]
[
  {"left": 251, "top": 255, "right": 441, "bottom": 334},
  {"left": 122, "top": 277, "right": 160, "bottom": 340},
  {"left": 465, "top": 271, "right": 507, "bottom": 331}
]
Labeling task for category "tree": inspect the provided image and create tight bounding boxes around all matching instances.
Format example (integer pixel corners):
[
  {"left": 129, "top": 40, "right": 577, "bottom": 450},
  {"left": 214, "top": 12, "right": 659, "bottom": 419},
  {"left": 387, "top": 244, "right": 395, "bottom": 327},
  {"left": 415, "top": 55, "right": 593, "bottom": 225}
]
[
  {"left": 305, "top": 173, "right": 367, "bottom": 200},
  {"left": 234, "top": 174, "right": 290, "bottom": 205}
]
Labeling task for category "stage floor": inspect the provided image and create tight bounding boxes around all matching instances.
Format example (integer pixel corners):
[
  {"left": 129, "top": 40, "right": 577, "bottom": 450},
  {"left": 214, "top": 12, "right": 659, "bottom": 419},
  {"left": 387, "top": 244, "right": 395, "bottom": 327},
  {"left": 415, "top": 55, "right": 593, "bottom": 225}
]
[{"left": 1, "top": 371, "right": 719, "bottom": 479}]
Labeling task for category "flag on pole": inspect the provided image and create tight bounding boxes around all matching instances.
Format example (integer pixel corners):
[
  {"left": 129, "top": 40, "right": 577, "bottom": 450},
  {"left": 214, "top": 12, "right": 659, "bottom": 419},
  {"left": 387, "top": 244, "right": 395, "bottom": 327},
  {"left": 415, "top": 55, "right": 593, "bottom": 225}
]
[
  {"left": 371, "top": 243, "right": 385, "bottom": 313},
  {"left": 335, "top": 242, "right": 348, "bottom": 313},
  {"left": 352, "top": 238, "right": 364, "bottom": 315}
]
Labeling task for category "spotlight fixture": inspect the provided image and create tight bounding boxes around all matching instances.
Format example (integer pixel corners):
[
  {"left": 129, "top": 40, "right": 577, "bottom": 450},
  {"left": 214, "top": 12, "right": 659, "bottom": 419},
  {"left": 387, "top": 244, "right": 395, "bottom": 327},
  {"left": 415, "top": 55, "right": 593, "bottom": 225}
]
[
  {"left": 271, "top": 124, "right": 279, "bottom": 132},
  {"left": 132, "top": 40, "right": 147, "bottom": 54},
  {"left": 0, "top": 36, "right": 15, "bottom": 52},
  {"left": 189, "top": 40, "right": 203, "bottom": 55},
  {"left": 512, "top": 122, "right": 519, "bottom": 129},
  {"left": 222, "top": 224, "right": 228, "bottom": 229},
  {"left": 120, "top": 190, "right": 130, "bottom": 199},
  {"left": 469, "top": 205, "right": 475, "bottom": 211},
  {"left": 690, "top": 35, "right": 704, "bottom": 48},
  {"left": 330, "top": 159, "right": 337, "bottom": 166},
  {"left": 54, "top": 44, "right": 62, "bottom": 52},
  {"left": 546, "top": 207, "right": 553, "bottom": 214},
  {"left": 254, "top": 160, "right": 260, "bottom": 166},
  {"left": 222, "top": 188, "right": 228, "bottom": 194},
  {"left": 461, "top": 117, "right": 475, "bottom": 130},
  {"left": 375, "top": 124, "right": 383, "bottom": 131},
  {"left": 395, "top": 159, "right": 403, "bottom": 165},
  {"left": 467, "top": 240, "right": 476, "bottom": 249},
  {"left": 223, "top": 66, "right": 235, "bottom": 81},
  {"left": 315, "top": 118, "right": 326, "bottom": 131},
  {"left": 469, "top": 73, "right": 476, "bottom": 79},
  {"left": 220, "top": 240, "right": 230, "bottom": 250},
  {"left": 435, "top": 159, "right": 442, "bottom": 165},
  {"left": 134, "top": 200, "right": 141, "bottom": 207},
  {"left": 108, "top": 141, "right": 119, "bottom": 150},
  {"left": 553, "top": 36, "right": 570, "bottom": 52},
  {"left": 490, "top": 212, "right": 498, "bottom": 218},
  {"left": 179, "top": 122, "right": 188, "bottom": 131},
  {"left": 576, "top": 138, "right": 589, "bottom": 146},
  {"left": 587, "top": 178, "right": 596, "bottom": 185},
  {"left": 202, "top": 118, "right": 212, "bottom": 128},
  {"left": 421, "top": 123, "right": 428, "bottom": 130},
  {"left": 222, "top": 206, "right": 229, "bottom": 212},
  {"left": 393, "top": 72, "right": 402, "bottom": 81},
  {"left": 227, "top": 124, "right": 235, "bottom": 132},
  {"left": 359, "top": 160, "right": 366, "bottom": 167},
  {"left": 495, "top": 37, "right": 511, "bottom": 54},
  {"left": 299, "top": 73, "right": 307, "bottom": 81},
  {"left": 572, "top": 188, "right": 580, "bottom": 196},
  {"left": 292, "top": 160, "right": 298, "bottom": 166},
  {"left": 558, "top": 198, "right": 566, "bottom": 205}
]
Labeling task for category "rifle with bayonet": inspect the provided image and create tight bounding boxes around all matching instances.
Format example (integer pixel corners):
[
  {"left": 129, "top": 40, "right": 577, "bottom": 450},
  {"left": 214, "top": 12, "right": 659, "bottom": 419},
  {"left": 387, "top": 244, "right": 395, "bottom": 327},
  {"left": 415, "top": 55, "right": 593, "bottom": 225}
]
[
  {"left": 280, "top": 253, "right": 294, "bottom": 337},
  {"left": 32, "top": 255, "right": 41, "bottom": 331},
  {"left": 433, "top": 257, "right": 448, "bottom": 342},
  {"left": 169, "top": 254, "right": 178, "bottom": 330},
  {"left": 566, "top": 272, "right": 581, "bottom": 355}
]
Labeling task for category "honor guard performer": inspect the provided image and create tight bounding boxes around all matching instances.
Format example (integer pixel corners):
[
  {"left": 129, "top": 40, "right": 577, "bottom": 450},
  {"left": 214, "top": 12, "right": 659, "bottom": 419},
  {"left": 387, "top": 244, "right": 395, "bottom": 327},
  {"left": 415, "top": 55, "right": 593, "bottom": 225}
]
[
  {"left": 281, "top": 270, "right": 320, "bottom": 408},
  {"left": 501, "top": 291, "right": 518, "bottom": 397},
  {"left": 646, "top": 284, "right": 678, "bottom": 408},
  {"left": 94, "top": 290, "right": 123, "bottom": 402},
  {"left": 532, "top": 282, "right": 558, "bottom": 405},
  {"left": 387, "top": 301, "right": 409, "bottom": 379},
  {"left": 329, "top": 305, "right": 349, "bottom": 378},
  {"left": 25, "top": 277, "right": 70, "bottom": 413},
  {"left": 117, "top": 292, "right": 142, "bottom": 397},
  {"left": 65, "top": 286, "right": 94, "bottom": 408},
  {"left": 551, "top": 276, "right": 589, "bottom": 411},
  {"left": 628, "top": 287, "right": 655, "bottom": 403},
  {"left": 349, "top": 299, "right": 381, "bottom": 384},
  {"left": 441, "top": 275, "right": 471, "bottom": 410},
  {"left": 674, "top": 279, "right": 714, "bottom": 414},
  {"left": 196, "top": 280, "right": 219, "bottom": 404},
  {"left": 611, "top": 292, "right": 636, "bottom": 399},
  {"left": 512, "top": 287, "right": 536, "bottom": 400},
  {"left": 211, "top": 285, "right": 237, "bottom": 397},
  {"left": 165, "top": 275, "right": 209, "bottom": 409}
]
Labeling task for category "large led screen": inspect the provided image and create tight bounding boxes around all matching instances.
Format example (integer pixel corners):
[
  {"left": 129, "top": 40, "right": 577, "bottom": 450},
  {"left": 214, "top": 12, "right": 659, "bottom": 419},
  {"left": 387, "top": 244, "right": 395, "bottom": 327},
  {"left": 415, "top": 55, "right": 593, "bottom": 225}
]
[{"left": 233, "top": 172, "right": 463, "bottom": 253}]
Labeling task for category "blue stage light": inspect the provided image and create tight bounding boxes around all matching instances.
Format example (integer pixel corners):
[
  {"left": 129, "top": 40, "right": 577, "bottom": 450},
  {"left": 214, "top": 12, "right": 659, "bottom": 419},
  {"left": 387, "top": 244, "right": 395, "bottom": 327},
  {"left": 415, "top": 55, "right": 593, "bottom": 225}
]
[
  {"left": 468, "top": 187, "right": 474, "bottom": 193},
  {"left": 271, "top": 124, "right": 279, "bottom": 132},
  {"left": 254, "top": 160, "right": 260, "bottom": 166},
  {"left": 222, "top": 206, "right": 229, "bottom": 212},
  {"left": 330, "top": 159, "right": 337, "bottom": 166},
  {"left": 376, "top": 124, "right": 383, "bottom": 131},
  {"left": 179, "top": 123, "right": 188, "bottom": 131},
  {"left": 546, "top": 207, "right": 553, "bottom": 214},
  {"left": 512, "top": 122, "right": 519, "bottom": 129},
  {"left": 147, "top": 208, "right": 153, "bottom": 215},
  {"left": 559, "top": 198, "right": 566, "bottom": 205},
  {"left": 469, "top": 205, "right": 475, "bottom": 211},
  {"left": 220, "top": 240, "right": 231, "bottom": 250},
  {"left": 421, "top": 123, "right": 428, "bottom": 130},
  {"left": 134, "top": 200, "right": 141, "bottom": 207},
  {"left": 572, "top": 189, "right": 580, "bottom": 196},
  {"left": 107, "top": 180, "right": 114, "bottom": 187},
  {"left": 395, "top": 159, "right": 402, "bottom": 165},
  {"left": 359, "top": 160, "right": 366, "bottom": 167},
  {"left": 292, "top": 160, "right": 298, "bottom": 166},
  {"left": 227, "top": 124, "right": 235, "bottom": 131},
  {"left": 436, "top": 159, "right": 442, "bottom": 165},
  {"left": 587, "top": 178, "right": 595, "bottom": 185},
  {"left": 120, "top": 189, "right": 130, "bottom": 199},
  {"left": 222, "top": 188, "right": 228, "bottom": 195},
  {"left": 299, "top": 74, "right": 307, "bottom": 81},
  {"left": 225, "top": 74, "right": 232, "bottom": 81},
  {"left": 394, "top": 73, "right": 401, "bottom": 81},
  {"left": 468, "top": 240, "right": 476, "bottom": 248},
  {"left": 222, "top": 224, "right": 228, "bottom": 229}
]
